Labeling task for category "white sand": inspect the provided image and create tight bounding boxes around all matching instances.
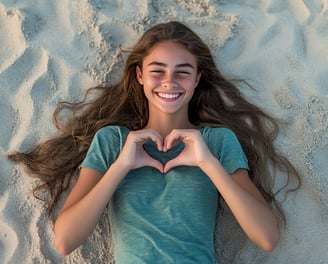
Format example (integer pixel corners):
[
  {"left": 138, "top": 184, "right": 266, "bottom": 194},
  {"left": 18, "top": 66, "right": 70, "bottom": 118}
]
[{"left": 1, "top": 0, "right": 327, "bottom": 263}]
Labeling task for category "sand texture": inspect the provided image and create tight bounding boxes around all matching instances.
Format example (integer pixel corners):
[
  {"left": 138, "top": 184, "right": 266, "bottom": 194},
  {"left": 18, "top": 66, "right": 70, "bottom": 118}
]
[{"left": 1, "top": 0, "right": 327, "bottom": 263}]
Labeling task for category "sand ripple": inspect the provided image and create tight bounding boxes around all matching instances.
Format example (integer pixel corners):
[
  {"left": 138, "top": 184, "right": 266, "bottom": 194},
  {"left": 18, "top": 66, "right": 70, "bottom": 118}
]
[
  {"left": 0, "top": 5, "right": 26, "bottom": 74},
  {"left": 0, "top": 0, "right": 327, "bottom": 263}
]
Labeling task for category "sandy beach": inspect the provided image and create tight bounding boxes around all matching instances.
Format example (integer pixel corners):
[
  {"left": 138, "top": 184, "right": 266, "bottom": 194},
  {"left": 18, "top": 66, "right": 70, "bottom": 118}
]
[{"left": 1, "top": 0, "right": 328, "bottom": 263}]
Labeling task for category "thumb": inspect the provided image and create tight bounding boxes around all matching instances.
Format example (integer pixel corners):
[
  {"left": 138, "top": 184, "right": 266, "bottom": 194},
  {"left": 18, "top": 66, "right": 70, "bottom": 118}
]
[
  {"left": 148, "top": 158, "right": 164, "bottom": 173},
  {"left": 163, "top": 158, "right": 182, "bottom": 174}
]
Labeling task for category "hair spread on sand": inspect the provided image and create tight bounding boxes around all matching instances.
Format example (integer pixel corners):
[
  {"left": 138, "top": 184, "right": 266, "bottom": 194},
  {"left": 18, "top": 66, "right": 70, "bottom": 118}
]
[{"left": 8, "top": 21, "right": 300, "bottom": 224}]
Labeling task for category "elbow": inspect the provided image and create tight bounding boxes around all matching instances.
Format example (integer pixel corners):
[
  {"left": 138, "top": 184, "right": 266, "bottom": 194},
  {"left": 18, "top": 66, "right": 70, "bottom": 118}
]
[
  {"left": 54, "top": 225, "right": 76, "bottom": 256},
  {"left": 54, "top": 236, "right": 73, "bottom": 256},
  {"left": 259, "top": 228, "right": 280, "bottom": 252},
  {"left": 256, "top": 212, "right": 281, "bottom": 252},
  {"left": 250, "top": 218, "right": 280, "bottom": 252},
  {"left": 261, "top": 237, "right": 279, "bottom": 252}
]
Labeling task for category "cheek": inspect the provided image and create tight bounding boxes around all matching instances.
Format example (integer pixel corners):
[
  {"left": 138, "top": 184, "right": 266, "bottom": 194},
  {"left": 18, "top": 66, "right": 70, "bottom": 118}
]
[
  {"left": 142, "top": 82, "right": 154, "bottom": 99},
  {"left": 144, "top": 76, "right": 162, "bottom": 88},
  {"left": 180, "top": 78, "right": 197, "bottom": 90}
]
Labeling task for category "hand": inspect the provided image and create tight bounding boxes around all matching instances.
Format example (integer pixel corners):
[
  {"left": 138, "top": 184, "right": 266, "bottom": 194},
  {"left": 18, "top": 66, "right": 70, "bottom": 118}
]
[
  {"left": 163, "top": 129, "right": 214, "bottom": 173},
  {"left": 116, "top": 129, "right": 164, "bottom": 172}
]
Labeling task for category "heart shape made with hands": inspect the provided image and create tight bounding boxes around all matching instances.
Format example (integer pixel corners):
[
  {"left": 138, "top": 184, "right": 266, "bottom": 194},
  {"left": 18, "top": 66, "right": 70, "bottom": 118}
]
[
  {"left": 142, "top": 137, "right": 198, "bottom": 174},
  {"left": 125, "top": 128, "right": 207, "bottom": 174}
]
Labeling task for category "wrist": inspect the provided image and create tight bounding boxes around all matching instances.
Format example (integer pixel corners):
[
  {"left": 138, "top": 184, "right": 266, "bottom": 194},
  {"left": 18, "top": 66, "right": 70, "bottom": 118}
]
[
  {"left": 198, "top": 155, "right": 219, "bottom": 172},
  {"left": 106, "top": 160, "right": 130, "bottom": 181}
]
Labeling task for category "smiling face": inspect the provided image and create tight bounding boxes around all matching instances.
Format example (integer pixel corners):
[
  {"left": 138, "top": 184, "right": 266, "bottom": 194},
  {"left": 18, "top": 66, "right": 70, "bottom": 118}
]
[{"left": 136, "top": 41, "right": 201, "bottom": 123}]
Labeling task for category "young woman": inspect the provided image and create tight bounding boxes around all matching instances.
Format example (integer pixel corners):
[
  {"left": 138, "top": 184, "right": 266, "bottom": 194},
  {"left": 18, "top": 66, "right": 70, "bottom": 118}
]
[{"left": 9, "top": 21, "right": 300, "bottom": 263}]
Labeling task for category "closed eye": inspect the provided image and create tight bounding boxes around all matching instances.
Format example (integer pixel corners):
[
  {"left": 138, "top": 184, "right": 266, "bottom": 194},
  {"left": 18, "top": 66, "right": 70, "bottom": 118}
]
[
  {"left": 175, "top": 71, "right": 191, "bottom": 78},
  {"left": 149, "top": 70, "right": 165, "bottom": 76}
]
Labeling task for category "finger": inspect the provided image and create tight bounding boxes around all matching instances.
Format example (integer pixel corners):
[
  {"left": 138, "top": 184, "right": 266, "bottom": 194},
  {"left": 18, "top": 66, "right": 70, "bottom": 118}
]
[
  {"left": 152, "top": 136, "right": 164, "bottom": 152},
  {"left": 149, "top": 159, "right": 164, "bottom": 173},
  {"left": 163, "top": 129, "right": 183, "bottom": 152},
  {"left": 131, "top": 129, "right": 163, "bottom": 151},
  {"left": 142, "top": 129, "right": 164, "bottom": 151}
]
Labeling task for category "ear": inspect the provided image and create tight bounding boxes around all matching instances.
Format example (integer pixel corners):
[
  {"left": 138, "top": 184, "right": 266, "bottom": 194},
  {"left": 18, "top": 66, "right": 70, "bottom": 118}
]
[
  {"left": 195, "top": 71, "right": 201, "bottom": 87},
  {"left": 136, "top": 66, "right": 144, "bottom": 85}
]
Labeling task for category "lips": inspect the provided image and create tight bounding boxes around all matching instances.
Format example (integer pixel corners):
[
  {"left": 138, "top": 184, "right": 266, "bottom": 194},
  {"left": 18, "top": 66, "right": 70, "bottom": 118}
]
[{"left": 157, "top": 92, "right": 181, "bottom": 99}]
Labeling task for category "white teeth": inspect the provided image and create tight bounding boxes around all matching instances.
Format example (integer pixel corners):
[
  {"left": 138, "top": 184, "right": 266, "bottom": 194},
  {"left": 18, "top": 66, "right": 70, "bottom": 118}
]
[{"left": 157, "top": 93, "right": 180, "bottom": 99}]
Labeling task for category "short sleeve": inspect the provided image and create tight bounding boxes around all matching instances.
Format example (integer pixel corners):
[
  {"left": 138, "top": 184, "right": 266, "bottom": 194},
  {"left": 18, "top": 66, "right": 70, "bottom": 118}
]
[
  {"left": 203, "top": 127, "right": 249, "bottom": 174},
  {"left": 80, "top": 126, "right": 129, "bottom": 175}
]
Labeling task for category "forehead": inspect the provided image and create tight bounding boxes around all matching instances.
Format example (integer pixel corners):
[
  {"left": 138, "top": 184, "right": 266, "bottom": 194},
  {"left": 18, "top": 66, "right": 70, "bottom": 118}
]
[{"left": 143, "top": 41, "right": 197, "bottom": 66}]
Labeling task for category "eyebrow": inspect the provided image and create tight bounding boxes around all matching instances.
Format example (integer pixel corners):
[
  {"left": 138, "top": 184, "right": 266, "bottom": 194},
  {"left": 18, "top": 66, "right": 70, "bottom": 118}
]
[{"left": 148, "top": 61, "right": 195, "bottom": 69}]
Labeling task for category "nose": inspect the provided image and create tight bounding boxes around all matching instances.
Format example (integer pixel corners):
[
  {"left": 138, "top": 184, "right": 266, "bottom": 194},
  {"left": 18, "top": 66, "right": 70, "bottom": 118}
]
[{"left": 161, "top": 73, "right": 177, "bottom": 89}]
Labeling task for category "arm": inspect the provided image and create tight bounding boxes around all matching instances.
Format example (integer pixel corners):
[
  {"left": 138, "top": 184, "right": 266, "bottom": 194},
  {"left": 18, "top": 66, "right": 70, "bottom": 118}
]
[
  {"left": 164, "top": 129, "right": 279, "bottom": 251},
  {"left": 201, "top": 162, "right": 279, "bottom": 252},
  {"left": 54, "top": 129, "right": 164, "bottom": 255},
  {"left": 54, "top": 163, "right": 128, "bottom": 255}
]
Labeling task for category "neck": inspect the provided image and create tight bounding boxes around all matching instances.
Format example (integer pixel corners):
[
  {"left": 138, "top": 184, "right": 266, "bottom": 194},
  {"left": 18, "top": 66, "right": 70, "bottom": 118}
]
[{"left": 146, "top": 113, "right": 195, "bottom": 138}]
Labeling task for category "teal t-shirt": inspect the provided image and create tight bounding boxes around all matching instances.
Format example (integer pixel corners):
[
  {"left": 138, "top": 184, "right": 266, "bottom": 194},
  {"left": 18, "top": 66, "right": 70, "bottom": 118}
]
[{"left": 80, "top": 126, "right": 249, "bottom": 263}]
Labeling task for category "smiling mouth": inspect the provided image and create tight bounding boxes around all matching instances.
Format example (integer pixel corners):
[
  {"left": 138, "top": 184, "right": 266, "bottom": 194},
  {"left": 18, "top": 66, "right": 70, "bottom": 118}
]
[{"left": 156, "top": 92, "right": 181, "bottom": 99}]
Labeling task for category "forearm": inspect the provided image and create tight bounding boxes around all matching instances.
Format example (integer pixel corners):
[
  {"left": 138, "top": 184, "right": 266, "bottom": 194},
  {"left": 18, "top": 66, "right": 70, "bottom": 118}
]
[
  {"left": 54, "top": 162, "right": 128, "bottom": 255},
  {"left": 200, "top": 157, "right": 279, "bottom": 251}
]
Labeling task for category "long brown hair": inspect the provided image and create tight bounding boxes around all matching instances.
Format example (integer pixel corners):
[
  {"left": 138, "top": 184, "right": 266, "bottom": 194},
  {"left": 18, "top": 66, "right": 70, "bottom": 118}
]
[{"left": 8, "top": 21, "right": 300, "bottom": 221}]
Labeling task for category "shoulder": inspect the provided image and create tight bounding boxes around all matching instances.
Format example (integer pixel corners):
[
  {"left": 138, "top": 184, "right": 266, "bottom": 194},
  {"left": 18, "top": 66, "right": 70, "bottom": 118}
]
[
  {"left": 92, "top": 125, "right": 130, "bottom": 146},
  {"left": 95, "top": 125, "right": 130, "bottom": 138},
  {"left": 200, "top": 126, "right": 243, "bottom": 152},
  {"left": 200, "top": 126, "right": 249, "bottom": 173},
  {"left": 96, "top": 125, "right": 130, "bottom": 135},
  {"left": 200, "top": 126, "right": 238, "bottom": 142},
  {"left": 85, "top": 125, "right": 130, "bottom": 160}
]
